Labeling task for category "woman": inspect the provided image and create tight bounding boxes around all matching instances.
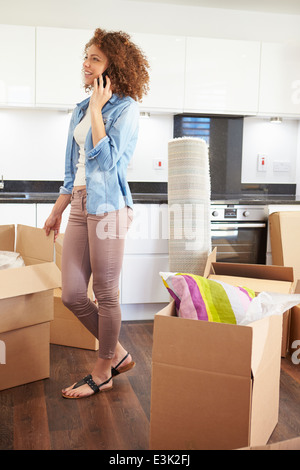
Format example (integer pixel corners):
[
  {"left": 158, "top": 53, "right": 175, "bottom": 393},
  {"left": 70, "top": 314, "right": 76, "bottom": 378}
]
[{"left": 44, "top": 28, "right": 150, "bottom": 399}]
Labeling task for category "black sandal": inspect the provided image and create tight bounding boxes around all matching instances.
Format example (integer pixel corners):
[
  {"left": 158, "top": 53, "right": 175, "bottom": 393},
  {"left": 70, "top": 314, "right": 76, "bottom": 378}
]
[
  {"left": 62, "top": 374, "right": 112, "bottom": 399},
  {"left": 111, "top": 352, "right": 135, "bottom": 377}
]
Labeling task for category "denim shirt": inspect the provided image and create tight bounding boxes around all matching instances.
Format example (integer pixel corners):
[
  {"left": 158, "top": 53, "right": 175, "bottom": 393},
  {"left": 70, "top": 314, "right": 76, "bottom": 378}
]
[{"left": 59, "top": 94, "right": 139, "bottom": 215}]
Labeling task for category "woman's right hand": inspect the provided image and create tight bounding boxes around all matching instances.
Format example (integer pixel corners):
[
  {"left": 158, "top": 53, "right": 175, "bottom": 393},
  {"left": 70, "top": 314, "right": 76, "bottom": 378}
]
[
  {"left": 43, "top": 213, "right": 62, "bottom": 241},
  {"left": 90, "top": 74, "right": 112, "bottom": 113},
  {"left": 43, "top": 194, "right": 71, "bottom": 241}
]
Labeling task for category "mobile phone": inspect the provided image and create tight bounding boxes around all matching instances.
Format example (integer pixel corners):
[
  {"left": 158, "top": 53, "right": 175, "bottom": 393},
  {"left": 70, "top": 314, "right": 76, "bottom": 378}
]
[{"left": 97, "top": 70, "right": 108, "bottom": 87}]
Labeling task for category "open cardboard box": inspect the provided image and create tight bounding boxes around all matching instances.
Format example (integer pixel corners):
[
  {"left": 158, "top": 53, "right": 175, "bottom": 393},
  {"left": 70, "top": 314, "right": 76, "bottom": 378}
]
[
  {"left": 269, "top": 211, "right": 300, "bottom": 354},
  {"left": 51, "top": 234, "right": 98, "bottom": 350},
  {"left": 206, "top": 249, "right": 294, "bottom": 358},
  {"left": 150, "top": 249, "right": 292, "bottom": 450},
  {"left": 0, "top": 224, "right": 61, "bottom": 391}
]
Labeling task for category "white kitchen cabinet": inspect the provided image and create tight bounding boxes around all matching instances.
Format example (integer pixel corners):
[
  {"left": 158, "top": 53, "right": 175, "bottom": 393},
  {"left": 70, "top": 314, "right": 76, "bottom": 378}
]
[
  {"left": 36, "top": 27, "right": 93, "bottom": 107},
  {"left": 0, "top": 25, "right": 35, "bottom": 106},
  {"left": 184, "top": 37, "right": 260, "bottom": 115},
  {"left": 36, "top": 202, "right": 71, "bottom": 233},
  {"left": 131, "top": 33, "right": 186, "bottom": 112},
  {"left": 121, "top": 203, "right": 169, "bottom": 307},
  {"left": 258, "top": 42, "right": 300, "bottom": 116},
  {"left": 121, "top": 254, "right": 169, "bottom": 304},
  {"left": 125, "top": 203, "right": 169, "bottom": 254},
  {"left": 0, "top": 203, "right": 36, "bottom": 226}
]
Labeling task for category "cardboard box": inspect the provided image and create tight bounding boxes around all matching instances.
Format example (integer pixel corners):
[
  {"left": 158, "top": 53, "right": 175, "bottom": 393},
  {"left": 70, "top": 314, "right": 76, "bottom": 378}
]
[
  {"left": 150, "top": 301, "right": 282, "bottom": 450},
  {"left": 206, "top": 250, "right": 294, "bottom": 357},
  {"left": 269, "top": 211, "right": 300, "bottom": 280},
  {"left": 51, "top": 288, "right": 99, "bottom": 350},
  {"left": 269, "top": 212, "right": 300, "bottom": 354},
  {"left": 240, "top": 436, "right": 300, "bottom": 450},
  {"left": 55, "top": 234, "right": 94, "bottom": 300},
  {"left": 0, "top": 224, "right": 61, "bottom": 391},
  {"left": 150, "top": 250, "right": 288, "bottom": 450},
  {"left": 52, "top": 235, "right": 98, "bottom": 350}
]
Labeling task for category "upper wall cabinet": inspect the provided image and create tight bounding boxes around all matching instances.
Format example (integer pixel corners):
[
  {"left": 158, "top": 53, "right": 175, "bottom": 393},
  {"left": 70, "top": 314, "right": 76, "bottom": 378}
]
[
  {"left": 2, "top": 24, "right": 300, "bottom": 117},
  {"left": 184, "top": 37, "right": 261, "bottom": 115},
  {"left": 36, "top": 27, "right": 93, "bottom": 107},
  {"left": 131, "top": 33, "right": 186, "bottom": 113},
  {"left": 0, "top": 25, "right": 35, "bottom": 106},
  {"left": 258, "top": 42, "right": 300, "bottom": 116}
]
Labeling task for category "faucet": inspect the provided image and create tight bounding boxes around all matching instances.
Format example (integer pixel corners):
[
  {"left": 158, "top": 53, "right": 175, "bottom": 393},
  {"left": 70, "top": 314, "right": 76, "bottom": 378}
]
[{"left": 0, "top": 175, "right": 4, "bottom": 190}]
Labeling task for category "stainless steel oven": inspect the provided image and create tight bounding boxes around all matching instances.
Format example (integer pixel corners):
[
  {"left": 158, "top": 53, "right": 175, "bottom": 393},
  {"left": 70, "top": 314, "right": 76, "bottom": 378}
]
[{"left": 211, "top": 205, "right": 268, "bottom": 264}]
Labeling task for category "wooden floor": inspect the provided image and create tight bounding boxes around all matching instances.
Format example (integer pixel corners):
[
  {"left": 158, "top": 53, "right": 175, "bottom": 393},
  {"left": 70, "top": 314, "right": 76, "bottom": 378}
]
[{"left": 1, "top": 320, "right": 300, "bottom": 450}]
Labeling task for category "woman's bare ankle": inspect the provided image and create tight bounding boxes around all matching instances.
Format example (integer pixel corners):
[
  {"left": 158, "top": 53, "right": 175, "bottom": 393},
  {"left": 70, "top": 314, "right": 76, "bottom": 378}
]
[
  {"left": 92, "top": 357, "right": 112, "bottom": 384},
  {"left": 112, "top": 342, "right": 127, "bottom": 364}
]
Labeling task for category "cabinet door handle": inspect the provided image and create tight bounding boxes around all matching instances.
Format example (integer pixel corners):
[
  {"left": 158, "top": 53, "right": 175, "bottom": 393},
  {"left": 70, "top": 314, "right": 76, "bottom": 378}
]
[{"left": 211, "top": 223, "right": 266, "bottom": 230}]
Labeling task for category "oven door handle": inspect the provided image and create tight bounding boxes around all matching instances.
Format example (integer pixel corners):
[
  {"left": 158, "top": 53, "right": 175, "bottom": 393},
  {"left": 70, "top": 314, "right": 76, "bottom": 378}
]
[{"left": 211, "top": 223, "right": 266, "bottom": 230}]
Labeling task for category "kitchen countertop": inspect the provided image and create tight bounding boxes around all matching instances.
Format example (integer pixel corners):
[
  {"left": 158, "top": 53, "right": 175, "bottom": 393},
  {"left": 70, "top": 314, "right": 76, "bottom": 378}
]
[
  {"left": 0, "top": 192, "right": 169, "bottom": 204},
  {"left": 1, "top": 192, "right": 300, "bottom": 205},
  {"left": 211, "top": 195, "right": 300, "bottom": 205}
]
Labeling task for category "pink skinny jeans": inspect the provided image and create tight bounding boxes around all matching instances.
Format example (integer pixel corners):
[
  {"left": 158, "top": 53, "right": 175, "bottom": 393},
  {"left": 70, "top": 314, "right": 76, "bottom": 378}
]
[{"left": 61, "top": 188, "right": 133, "bottom": 359}]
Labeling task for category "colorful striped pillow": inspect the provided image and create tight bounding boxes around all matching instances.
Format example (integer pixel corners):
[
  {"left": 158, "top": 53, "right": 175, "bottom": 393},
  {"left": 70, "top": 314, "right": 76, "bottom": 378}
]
[{"left": 160, "top": 272, "right": 256, "bottom": 325}]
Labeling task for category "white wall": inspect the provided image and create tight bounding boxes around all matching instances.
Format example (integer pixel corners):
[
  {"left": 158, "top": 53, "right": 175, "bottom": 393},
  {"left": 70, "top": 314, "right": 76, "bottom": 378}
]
[
  {"left": 0, "top": 108, "right": 70, "bottom": 180},
  {"left": 241, "top": 117, "right": 299, "bottom": 185},
  {"left": 0, "top": 107, "right": 172, "bottom": 182},
  {"left": 129, "top": 114, "right": 172, "bottom": 182}
]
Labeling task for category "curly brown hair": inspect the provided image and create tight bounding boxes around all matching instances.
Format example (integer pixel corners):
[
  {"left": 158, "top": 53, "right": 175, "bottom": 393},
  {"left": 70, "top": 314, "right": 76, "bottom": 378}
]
[{"left": 84, "top": 28, "right": 150, "bottom": 102}]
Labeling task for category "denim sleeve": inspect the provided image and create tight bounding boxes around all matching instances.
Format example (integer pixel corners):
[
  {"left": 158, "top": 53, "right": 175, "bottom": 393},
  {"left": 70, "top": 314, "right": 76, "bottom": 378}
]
[
  {"left": 86, "top": 101, "right": 139, "bottom": 172},
  {"left": 59, "top": 110, "right": 77, "bottom": 195},
  {"left": 59, "top": 184, "right": 73, "bottom": 195}
]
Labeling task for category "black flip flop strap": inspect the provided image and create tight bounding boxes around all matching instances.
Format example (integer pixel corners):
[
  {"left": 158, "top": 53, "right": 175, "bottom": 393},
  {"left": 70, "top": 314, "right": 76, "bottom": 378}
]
[
  {"left": 73, "top": 374, "right": 112, "bottom": 394},
  {"left": 114, "top": 352, "right": 129, "bottom": 371}
]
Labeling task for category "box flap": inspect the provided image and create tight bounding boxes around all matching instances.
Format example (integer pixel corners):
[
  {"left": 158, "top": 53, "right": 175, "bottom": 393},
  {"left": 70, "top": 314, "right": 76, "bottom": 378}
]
[
  {"left": 203, "top": 248, "right": 217, "bottom": 278},
  {"left": 0, "top": 224, "right": 15, "bottom": 252},
  {"left": 54, "top": 234, "right": 64, "bottom": 270},
  {"left": 153, "top": 300, "right": 253, "bottom": 378},
  {"left": 249, "top": 315, "right": 282, "bottom": 377},
  {"left": 269, "top": 213, "right": 284, "bottom": 266},
  {"left": 248, "top": 315, "right": 282, "bottom": 446},
  {"left": 16, "top": 224, "right": 54, "bottom": 264},
  {"left": 0, "top": 262, "right": 61, "bottom": 300},
  {"left": 208, "top": 274, "right": 293, "bottom": 294},
  {"left": 0, "top": 290, "right": 54, "bottom": 334},
  {"left": 270, "top": 211, "right": 300, "bottom": 281},
  {"left": 212, "top": 261, "right": 294, "bottom": 282},
  {"left": 55, "top": 234, "right": 64, "bottom": 255},
  {"left": 294, "top": 280, "right": 300, "bottom": 294}
]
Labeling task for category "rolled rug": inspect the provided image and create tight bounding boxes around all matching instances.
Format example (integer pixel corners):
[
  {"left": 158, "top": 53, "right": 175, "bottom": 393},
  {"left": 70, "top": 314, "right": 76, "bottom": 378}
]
[{"left": 168, "top": 137, "right": 211, "bottom": 275}]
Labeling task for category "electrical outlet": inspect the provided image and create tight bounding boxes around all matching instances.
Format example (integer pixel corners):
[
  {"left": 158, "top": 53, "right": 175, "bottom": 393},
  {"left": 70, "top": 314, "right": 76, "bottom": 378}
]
[
  {"left": 257, "top": 154, "right": 267, "bottom": 172},
  {"left": 273, "top": 161, "right": 291, "bottom": 172},
  {"left": 153, "top": 159, "right": 166, "bottom": 170}
]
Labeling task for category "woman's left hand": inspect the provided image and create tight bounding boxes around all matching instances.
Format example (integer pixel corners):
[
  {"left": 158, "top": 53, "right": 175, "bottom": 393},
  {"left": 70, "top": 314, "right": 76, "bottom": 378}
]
[{"left": 90, "top": 74, "right": 112, "bottom": 113}]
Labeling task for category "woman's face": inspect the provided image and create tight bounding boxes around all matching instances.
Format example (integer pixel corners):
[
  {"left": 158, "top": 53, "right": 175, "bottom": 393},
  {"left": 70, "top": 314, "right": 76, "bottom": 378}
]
[{"left": 83, "top": 44, "right": 109, "bottom": 87}]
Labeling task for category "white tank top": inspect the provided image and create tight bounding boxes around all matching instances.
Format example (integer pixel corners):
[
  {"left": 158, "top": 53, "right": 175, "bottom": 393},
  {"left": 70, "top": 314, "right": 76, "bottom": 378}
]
[{"left": 73, "top": 105, "right": 91, "bottom": 186}]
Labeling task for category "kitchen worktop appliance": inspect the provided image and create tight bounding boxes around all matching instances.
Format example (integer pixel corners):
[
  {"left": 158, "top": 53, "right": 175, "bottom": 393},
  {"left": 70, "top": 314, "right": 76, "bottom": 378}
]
[{"left": 210, "top": 204, "right": 268, "bottom": 264}]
